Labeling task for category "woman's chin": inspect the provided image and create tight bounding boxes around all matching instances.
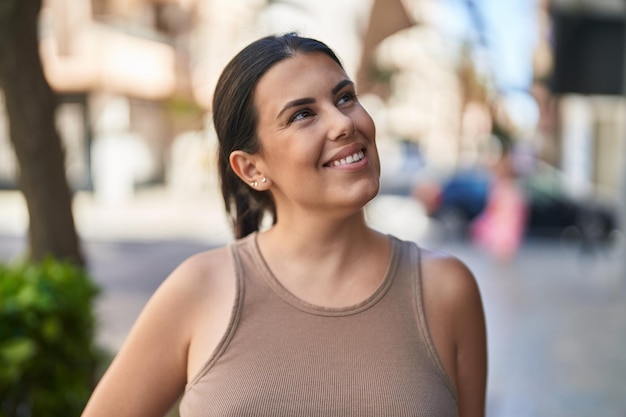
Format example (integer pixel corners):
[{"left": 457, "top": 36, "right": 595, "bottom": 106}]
[{"left": 353, "top": 180, "right": 380, "bottom": 208}]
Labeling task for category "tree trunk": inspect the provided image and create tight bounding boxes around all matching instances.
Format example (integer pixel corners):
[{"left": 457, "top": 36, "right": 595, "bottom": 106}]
[{"left": 0, "top": 0, "right": 83, "bottom": 265}]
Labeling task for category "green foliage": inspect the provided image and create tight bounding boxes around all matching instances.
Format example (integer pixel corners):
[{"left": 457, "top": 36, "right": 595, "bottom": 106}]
[{"left": 0, "top": 257, "right": 101, "bottom": 417}]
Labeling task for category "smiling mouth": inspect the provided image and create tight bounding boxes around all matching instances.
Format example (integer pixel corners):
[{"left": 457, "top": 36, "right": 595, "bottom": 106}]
[{"left": 325, "top": 150, "right": 365, "bottom": 167}]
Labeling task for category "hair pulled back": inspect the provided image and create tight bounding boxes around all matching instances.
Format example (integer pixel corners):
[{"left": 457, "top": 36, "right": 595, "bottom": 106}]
[{"left": 213, "top": 33, "right": 343, "bottom": 238}]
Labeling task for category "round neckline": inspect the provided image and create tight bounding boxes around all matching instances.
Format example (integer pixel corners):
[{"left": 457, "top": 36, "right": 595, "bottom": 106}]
[{"left": 250, "top": 233, "right": 399, "bottom": 317}]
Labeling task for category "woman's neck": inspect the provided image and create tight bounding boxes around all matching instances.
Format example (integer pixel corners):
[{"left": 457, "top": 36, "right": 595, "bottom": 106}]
[
  {"left": 256, "top": 214, "right": 391, "bottom": 307},
  {"left": 263, "top": 208, "right": 371, "bottom": 250}
]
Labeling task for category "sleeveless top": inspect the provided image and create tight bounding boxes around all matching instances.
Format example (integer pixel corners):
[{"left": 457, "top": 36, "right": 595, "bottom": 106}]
[{"left": 179, "top": 233, "right": 457, "bottom": 416}]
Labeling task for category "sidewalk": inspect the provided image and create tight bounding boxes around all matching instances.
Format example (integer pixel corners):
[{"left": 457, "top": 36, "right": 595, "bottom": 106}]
[{"left": 0, "top": 187, "right": 233, "bottom": 245}]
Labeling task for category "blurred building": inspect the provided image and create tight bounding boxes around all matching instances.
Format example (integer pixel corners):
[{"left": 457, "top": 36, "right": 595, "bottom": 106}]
[
  {"left": 3, "top": 0, "right": 620, "bottom": 208},
  {"left": 1, "top": 0, "right": 265, "bottom": 200},
  {"left": 1, "top": 0, "right": 408, "bottom": 200},
  {"left": 541, "top": 0, "right": 626, "bottom": 200}
]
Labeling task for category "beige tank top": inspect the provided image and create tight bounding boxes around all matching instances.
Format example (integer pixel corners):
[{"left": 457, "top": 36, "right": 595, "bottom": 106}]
[{"left": 179, "top": 233, "right": 457, "bottom": 416}]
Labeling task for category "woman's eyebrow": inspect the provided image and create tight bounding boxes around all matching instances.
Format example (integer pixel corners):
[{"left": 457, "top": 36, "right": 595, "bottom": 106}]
[
  {"left": 276, "top": 79, "right": 354, "bottom": 120},
  {"left": 276, "top": 98, "right": 315, "bottom": 119},
  {"left": 332, "top": 79, "right": 354, "bottom": 95}
]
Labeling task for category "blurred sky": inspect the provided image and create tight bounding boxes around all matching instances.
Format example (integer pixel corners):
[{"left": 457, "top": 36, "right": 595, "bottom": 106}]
[
  {"left": 436, "top": 0, "right": 540, "bottom": 132},
  {"left": 437, "top": 0, "right": 538, "bottom": 92}
]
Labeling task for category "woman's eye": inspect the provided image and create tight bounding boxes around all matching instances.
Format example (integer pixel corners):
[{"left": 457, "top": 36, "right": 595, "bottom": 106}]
[
  {"left": 289, "top": 109, "right": 313, "bottom": 123},
  {"left": 337, "top": 92, "right": 357, "bottom": 105}
]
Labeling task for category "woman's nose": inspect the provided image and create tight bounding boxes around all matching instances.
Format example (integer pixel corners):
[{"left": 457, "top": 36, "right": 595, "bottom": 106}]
[{"left": 327, "top": 107, "right": 355, "bottom": 141}]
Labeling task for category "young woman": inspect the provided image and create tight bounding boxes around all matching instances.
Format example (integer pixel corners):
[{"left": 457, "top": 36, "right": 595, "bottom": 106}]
[{"left": 82, "top": 33, "right": 487, "bottom": 417}]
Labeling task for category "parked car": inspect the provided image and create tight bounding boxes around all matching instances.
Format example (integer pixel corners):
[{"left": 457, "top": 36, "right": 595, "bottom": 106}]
[{"left": 418, "top": 163, "right": 619, "bottom": 244}]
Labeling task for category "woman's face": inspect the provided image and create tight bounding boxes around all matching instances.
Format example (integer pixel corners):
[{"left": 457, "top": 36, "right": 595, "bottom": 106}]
[{"left": 252, "top": 52, "right": 380, "bottom": 217}]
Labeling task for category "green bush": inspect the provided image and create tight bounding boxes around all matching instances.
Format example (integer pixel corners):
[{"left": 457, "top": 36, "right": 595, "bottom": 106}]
[{"left": 0, "top": 257, "right": 101, "bottom": 417}]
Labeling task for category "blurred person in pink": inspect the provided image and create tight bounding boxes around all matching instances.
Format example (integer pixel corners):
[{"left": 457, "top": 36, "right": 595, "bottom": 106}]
[{"left": 471, "top": 145, "right": 528, "bottom": 261}]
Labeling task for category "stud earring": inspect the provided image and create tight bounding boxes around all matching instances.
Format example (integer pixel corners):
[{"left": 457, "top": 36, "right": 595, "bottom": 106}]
[
  {"left": 261, "top": 177, "right": 267, "bottom": 183},
  {"left": 251, "top": 180, "right": 258, "bottom": 188}
]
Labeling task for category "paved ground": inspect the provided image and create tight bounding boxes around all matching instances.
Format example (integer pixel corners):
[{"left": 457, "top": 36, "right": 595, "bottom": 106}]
[{"left": 1, "top": 189, "right": 625, "bottom": 417}]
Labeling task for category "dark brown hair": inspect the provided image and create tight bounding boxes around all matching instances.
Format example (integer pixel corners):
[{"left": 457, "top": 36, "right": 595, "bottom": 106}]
[{"left": 213, "top": 33, "right": 343, "bottom": 238}]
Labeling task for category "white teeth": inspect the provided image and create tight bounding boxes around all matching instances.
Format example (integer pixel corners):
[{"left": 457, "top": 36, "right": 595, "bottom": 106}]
[{"left": 330, "top": 151, "right": 365, "bottom": 167}]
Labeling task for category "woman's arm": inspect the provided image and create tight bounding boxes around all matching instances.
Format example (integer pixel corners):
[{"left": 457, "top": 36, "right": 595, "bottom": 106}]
[
  {"left": 82, "top": 250, "right": 231, "bottom": 417},
  {"left": 451, "top": 260, "right": 487, "bottom": 417},
  {"left": 421, "top": 251, "right": 488, "bottom": 417}
]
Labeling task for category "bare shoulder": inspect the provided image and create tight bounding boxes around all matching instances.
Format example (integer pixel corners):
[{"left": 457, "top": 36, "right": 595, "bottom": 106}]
[
  {"left": 168, "top": 246, "right": 239, "bottom": 381},
  {"left": 419, "top": 248, "right": 488, "bottom": 417},
  {"left": 419, "top": 247, "right": 482, "bottom": 313},
  {"left": 115, "top": 243, "right": 237, "bottom": 357},
  {"left": 166, "top": 245, "right": 234, "bottom": 296},
  {"left": 122, "top": 244, "right": 237, "bottom": 354},
  {"left": 82, "top": 245, "right": 237, "bottom": 416},
  {"left": 417, "top": 246, "right": 487, "bottom": 405},
  {"left": 154, "top": 245, "right": 238, "bottom": 345},
  {"left": 418, "top": 247, "right": 484, "bottom": 340}
]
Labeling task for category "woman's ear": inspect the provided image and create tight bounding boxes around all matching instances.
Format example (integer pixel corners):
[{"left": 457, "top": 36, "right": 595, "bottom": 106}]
[{"left": 230, "top": 151, "right": 271, "bottom": 190}]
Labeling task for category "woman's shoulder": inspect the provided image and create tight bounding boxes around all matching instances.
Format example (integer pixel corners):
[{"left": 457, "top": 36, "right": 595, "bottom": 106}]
[
  {"left": 177, "top": 245, "right": 232, "bottom": 273},
  {"left": 165, "top": 245, "right": 235, "bottom": 297},
  {"left": 416, "top": 245, "right": 487, "bottom": 398},
  {"left": 136, "top": 244, "right": 238, "bottom": 355},
  {"left": 80, "top": 244, "right": 238, "bottom": 416},
  {"left": 419, "top": 247, "right": 475, "bottom": 279},
  {"left": 417, "top": 246, "right": 483, "bottom": 316}
]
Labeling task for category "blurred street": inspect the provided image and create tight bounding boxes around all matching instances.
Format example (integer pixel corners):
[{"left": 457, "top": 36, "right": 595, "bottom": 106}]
[
  {"left": 0, "top": 190, "right": 625, "bottom": 417},
  {"left": 1, "top": 1, "right": 625, "bottom": 416}
]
